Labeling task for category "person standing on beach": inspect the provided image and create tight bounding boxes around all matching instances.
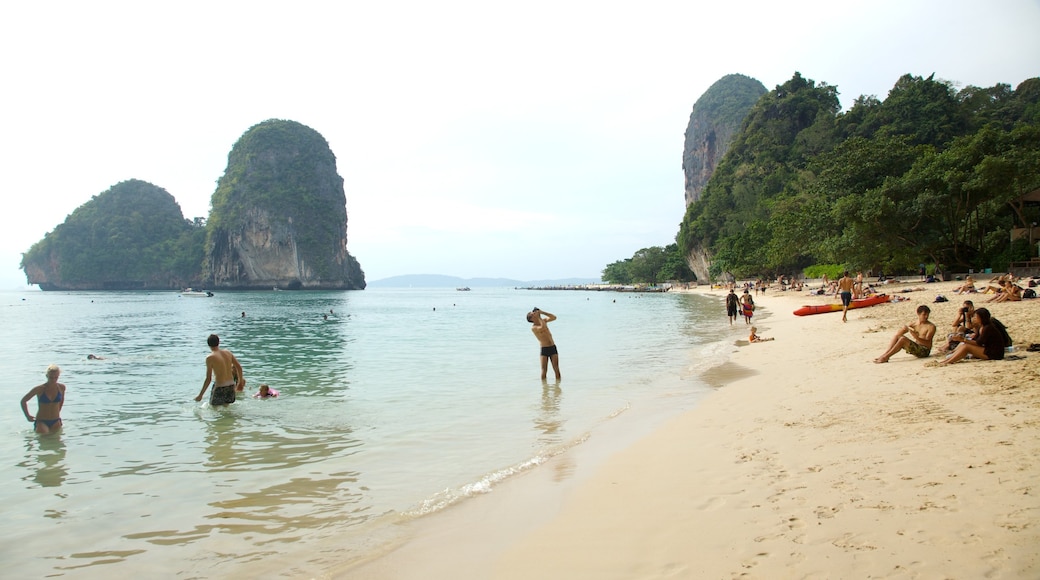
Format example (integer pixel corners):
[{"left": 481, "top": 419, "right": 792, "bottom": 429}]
[
  {"left": 725, "top": 289, "right": 739, "bottom": 325},
  {"left": 873, "top": 305, "right": 936, "bottom": 363},
  {"left": 195, "top": 334, "right": 245, "bottom": 405},
  {"left": 528, "top": 308, "right": 561, "bottom": 381},
  {"left": 21, "top": 364, "right": 66, "bottom": 434},
  {"left": 740, "top": 290, "right": 755, "bottom": 324},
  {"left": 837, "top": 271, "right": 855, "bottom": 322}
]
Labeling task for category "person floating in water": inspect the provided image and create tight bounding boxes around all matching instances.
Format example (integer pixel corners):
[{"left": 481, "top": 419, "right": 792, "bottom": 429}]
[
  {"left": 527, "top": 308, "right": 561, "bottom": 381},
  {"left": 21, "top": 364, "right": 65, "bottom": 434},
  {"left": 195, "top": 334, "right": 245, "bottom": 405},
  {"left": 87, "top": 354, "right": 104, "bottom": 360},
  {"left": 254, "top": 384, "right": 279, "bottom": 399}
]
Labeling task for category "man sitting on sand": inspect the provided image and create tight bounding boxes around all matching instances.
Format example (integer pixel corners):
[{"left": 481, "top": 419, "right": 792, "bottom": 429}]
[
  {"left": 749, "top": 327, "right": 774, "bottom": 342},
  {"left": 874, "top": 305, "right": 936, "bottom": 363}
]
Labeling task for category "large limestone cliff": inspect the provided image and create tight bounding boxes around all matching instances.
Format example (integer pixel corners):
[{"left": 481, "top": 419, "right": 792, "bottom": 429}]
[
  {"left": 681, "top": 74, "right": 766, "bottom": 279},
  {"left": 206, "top": 119, "right": 365, "bottom": 290}
]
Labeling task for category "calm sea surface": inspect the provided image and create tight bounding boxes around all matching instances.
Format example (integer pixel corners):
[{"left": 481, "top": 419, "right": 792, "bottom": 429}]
[{"left": 1, "top": 287, "right": 735, "bottom": 577}]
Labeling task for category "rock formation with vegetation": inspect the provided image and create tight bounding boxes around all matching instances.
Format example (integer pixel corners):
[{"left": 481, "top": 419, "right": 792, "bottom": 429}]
[
  {"left": 21, "top": 179, "right": 205, "bottom": 290},
  {"left": 205, "top": 119, "right": 365, "bottom": 289}
]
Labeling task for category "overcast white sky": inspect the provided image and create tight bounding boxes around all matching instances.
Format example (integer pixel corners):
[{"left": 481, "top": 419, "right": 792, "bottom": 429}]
[{"left": 1, "top": 1, "right": 1038, "bottom": 288}]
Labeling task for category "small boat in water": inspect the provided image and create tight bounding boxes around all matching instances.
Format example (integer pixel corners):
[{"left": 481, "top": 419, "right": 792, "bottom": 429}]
[
  {"left": 456, "top": 287, "right": 471, "bottom": 291},
  {"left": 181, "top": 288, "right": 214, "bottom": 297}
]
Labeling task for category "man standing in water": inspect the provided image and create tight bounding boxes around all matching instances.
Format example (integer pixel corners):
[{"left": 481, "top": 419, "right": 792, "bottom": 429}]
[
  {"left": 195, "top": 334, "right": 245, "bottom": 405},
  {"left": 527, "top": 308, "right": 561, "bottom": 381},
  {"left": 837, "top": 271, "right": 855, "bottom": 322}
]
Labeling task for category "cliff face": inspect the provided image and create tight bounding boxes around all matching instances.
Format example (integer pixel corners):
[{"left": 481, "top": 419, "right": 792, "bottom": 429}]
[
  {"left": 206, "top": 119, "right": 365, "bottom": 290},
  {"left": 681, "top": 74, "right": 766, "bottom": 279},
  {"left": 683, "top": 74, "right": 766, "bottom": 206}
]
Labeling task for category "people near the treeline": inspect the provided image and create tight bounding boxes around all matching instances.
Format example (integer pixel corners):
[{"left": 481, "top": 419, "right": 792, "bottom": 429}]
[
  {"left": 254, "top": 384, "right": 279, "bottom": 399},
  {"left": 987, "top": 280, "right": 1022, "bottom": 303},
  {"left": 837, "top": 271, "right": 855, "bottom": 323},
  {"left": 940, "top": 307, "right": 1006, "bottom": 365},
  {"left": 854, "top": 272, "right": 864, "bottom": 299},
  {"left": 954, "top": 276, "right": 977, "bottom": 294},
  {"left": 21, "top": 364, "right": 65, "bottom": 434},
  {"left": 874, "top": 305, "right": 937, "bottom": 363},
  {"left": 749, "top": 326, "right": 774, "bottom": 342},
  {"left": 726, "top": 289, "right": 740, "bottom": 325}
]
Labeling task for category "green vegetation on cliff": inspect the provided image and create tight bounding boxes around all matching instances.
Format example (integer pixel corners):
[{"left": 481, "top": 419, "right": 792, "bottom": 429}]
[
  {"left": 21, "top": 179, "right": 204, "bottom": 288},
  {"left": 677, "top": 72, "right": 1040, "bottom": 279},
  {"left": 207, "top": 119, "right": 362, "bottom": 285}
]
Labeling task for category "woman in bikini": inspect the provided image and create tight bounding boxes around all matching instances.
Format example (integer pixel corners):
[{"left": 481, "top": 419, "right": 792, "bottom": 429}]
[{"left": 21, "top": 364, "right": 66, "bottom": 434}]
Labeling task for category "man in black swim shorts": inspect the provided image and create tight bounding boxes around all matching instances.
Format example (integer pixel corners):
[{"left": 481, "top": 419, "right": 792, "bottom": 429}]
[{"left": 527, "top": 308, "right": 561, "bottom": 381}]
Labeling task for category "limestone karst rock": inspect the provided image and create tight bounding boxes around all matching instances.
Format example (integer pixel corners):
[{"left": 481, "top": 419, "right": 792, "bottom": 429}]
[
  {"left": 682, "top": 74, "right": 766, "bottom": 206},
  {"left": 205, "top": 119, "right": 365, "bottom": 290}
]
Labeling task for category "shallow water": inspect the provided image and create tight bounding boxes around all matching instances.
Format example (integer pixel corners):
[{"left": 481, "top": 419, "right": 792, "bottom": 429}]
[{"left": 0, "top": 287, "right": 733, "bottom": 577}]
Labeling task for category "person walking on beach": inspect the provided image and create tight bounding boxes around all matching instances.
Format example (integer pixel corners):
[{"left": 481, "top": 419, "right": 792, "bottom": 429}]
[
  {"left": 873, "top": 305, "right": 936, "bottom": 363},
  {"left": 740, "top": 290, "right": 755, "bottom": 324},
  {"left": 725, "top": 289, "right": 739, "bottom": 325},
  {"left": 528, "top": 308, "right": 561, "bottom": 381},
  {"left": 837, "top": 271, "right": 855, "bottom": 322},
  {"left": 21, "top": 364, "right": 66, "bottom": 434},
  {"left": 195, "top": 334, "right": 245, "bottom": 406}
]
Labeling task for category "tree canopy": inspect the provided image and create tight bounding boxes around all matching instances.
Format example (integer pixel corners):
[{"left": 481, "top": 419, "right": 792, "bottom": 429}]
[{"left": 675, "top": 73, "right": 1040, "bottom": 279}]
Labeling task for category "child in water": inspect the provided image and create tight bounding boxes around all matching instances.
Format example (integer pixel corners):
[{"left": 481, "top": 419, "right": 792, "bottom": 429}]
[
  {"left": 254, "top": 384, "right": 279, "bottom": 399},
  {"left": 749, "top": 327, "right": 774, "bottom": 343}
]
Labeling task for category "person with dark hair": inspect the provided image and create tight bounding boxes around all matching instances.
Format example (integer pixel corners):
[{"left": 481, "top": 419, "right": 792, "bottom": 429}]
[
  {"left": 527, "top": 308, "right": 561, "bottom": 381},
  {"left": 940, "top": 307, "right": 1006, "bottom": 365},
  {"left": 837, "top": 271, "right": 855, "bottom": 322},
  {"left": 195, "top": 334, "right": 245, "bottom": 405},
  {"left": 874, "top": 305, "right": 936, "bottom": 363},
  {"left": 725, "top": 289, "right": 739, "bottom": 325}
]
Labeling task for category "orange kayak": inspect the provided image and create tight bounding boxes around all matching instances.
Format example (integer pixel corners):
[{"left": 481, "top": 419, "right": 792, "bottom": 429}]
[{"left": 793, "top": 294, "right": 891, "bottom": 316}]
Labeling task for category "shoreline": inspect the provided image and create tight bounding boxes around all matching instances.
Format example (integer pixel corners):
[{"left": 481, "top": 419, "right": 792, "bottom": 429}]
[{"left": 333, "top": 280, "right": 1040, "bottom": 578}]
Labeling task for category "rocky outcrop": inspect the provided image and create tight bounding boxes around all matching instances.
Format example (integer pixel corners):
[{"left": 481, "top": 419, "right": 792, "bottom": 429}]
[
  {"left": 681, "top": 74, "right": 766, "bottom": 279},
  {"left": 206, "top": 119, "right": 365, "bottom": 290},
  {"left": 683, "top": 74, "right": 766, "bottom": 206},
  {"left": 21, "top": 179, "right": 203, "bottom": 290}
]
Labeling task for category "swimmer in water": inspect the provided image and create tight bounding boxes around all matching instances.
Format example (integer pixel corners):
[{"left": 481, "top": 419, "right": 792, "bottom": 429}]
[{"left": 21, "top": 364, "right": 65, "bottom": 434}]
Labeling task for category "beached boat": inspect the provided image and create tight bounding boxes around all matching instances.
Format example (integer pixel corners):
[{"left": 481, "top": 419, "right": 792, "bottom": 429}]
[
  {"left": 180, "top": 288, "right": 214, "bottom": 297},
  {"left": 793, "top": 293, "right": 890, "bottom": 316}
]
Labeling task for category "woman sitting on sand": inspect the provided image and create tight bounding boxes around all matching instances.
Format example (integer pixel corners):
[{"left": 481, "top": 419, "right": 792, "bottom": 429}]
[
  {"left": 954, "top": 276, "right": 976, "bottom": 294},
  {"left": 940, "top": 307, "right": 1005, "bottom": 365},
  {"left": 993, "top": 281, "right": 1022, "bottom": 303}
]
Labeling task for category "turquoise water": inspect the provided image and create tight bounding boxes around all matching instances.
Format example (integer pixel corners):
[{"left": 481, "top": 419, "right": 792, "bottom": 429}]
[{"left": 1, "top": 287, "right": 733, "bottom": 577}]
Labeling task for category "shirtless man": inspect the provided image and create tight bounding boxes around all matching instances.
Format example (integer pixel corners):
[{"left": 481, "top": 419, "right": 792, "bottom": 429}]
[
  {"left": 527, "top": 308, "right": 561, "bottom": 381},
  {"left": 873, "top": 305, "right": 937, "bottom": 363},
  {"left": 195, "top": 334, "right": 245, "bottom": 405},
  {"left": 837, "top": 271, "right": 855, "bottom": 322}
]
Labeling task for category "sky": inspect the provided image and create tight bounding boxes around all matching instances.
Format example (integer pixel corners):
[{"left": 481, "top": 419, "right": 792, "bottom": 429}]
[{"left": 1, "top": 1, "right": 1038, "bottom": 288}]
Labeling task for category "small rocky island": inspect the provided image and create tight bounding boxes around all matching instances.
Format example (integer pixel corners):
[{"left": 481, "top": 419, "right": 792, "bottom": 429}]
[{"left": 21, "top": 119, "right": 365, "bottom": 291}]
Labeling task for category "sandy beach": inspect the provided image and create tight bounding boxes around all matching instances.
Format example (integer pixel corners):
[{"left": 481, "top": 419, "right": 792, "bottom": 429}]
[{"left": 335, "top": 279, "right": 1040, "bottom": 579}]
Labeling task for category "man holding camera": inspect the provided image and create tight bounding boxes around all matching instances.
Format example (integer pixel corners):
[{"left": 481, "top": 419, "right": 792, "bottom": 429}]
[{"left": 527, "top": 307, "right": 561, "bottom": 381}]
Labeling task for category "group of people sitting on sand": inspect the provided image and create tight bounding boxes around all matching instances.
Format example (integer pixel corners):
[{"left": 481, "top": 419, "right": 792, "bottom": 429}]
[{"left": 873, "top": 299, "right": 1011, "bottom": 365}]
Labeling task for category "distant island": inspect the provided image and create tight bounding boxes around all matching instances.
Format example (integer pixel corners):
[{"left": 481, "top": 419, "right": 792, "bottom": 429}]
[
  {"left": 21, "top": 119, "right": 365, "bottom": 291},
  {"left": 367, "top": 274, "right": 603, "bottom": 288}
]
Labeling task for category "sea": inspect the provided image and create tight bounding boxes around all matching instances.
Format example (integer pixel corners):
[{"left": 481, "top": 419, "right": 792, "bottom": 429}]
[{"left": 1, "top": 286, "right": 739, "bottom": 578}]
